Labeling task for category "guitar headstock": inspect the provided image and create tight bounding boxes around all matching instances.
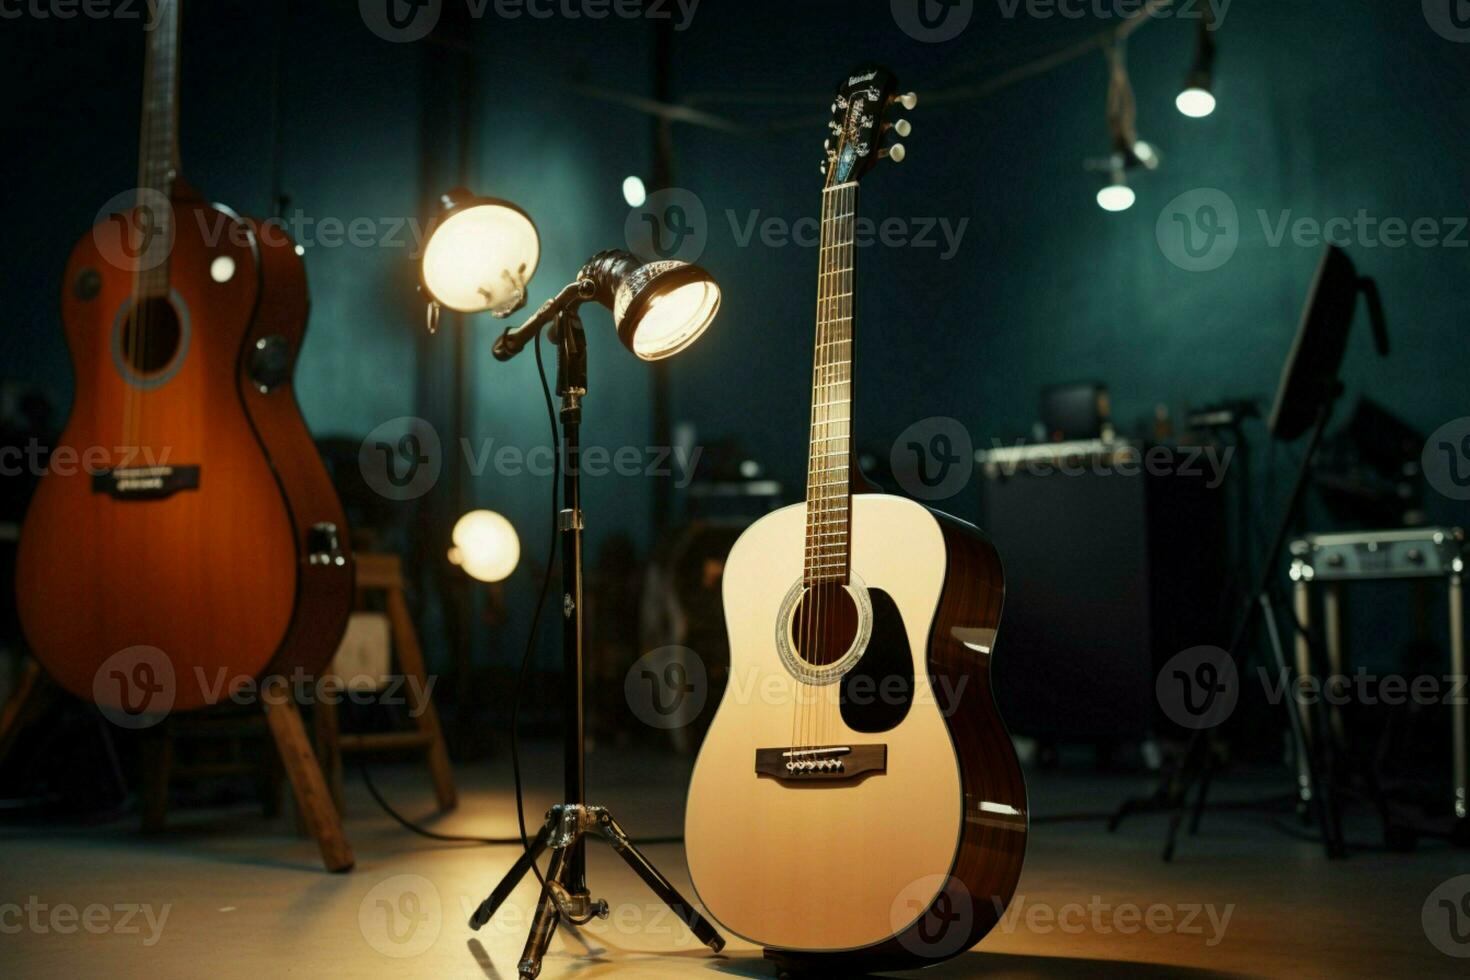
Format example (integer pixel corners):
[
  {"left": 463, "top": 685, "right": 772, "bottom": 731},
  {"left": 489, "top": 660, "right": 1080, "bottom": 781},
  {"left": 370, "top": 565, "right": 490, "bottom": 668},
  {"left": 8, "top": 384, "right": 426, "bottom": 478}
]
[{"left": 822, "top": 64, "right": 915, "bottom": 188}]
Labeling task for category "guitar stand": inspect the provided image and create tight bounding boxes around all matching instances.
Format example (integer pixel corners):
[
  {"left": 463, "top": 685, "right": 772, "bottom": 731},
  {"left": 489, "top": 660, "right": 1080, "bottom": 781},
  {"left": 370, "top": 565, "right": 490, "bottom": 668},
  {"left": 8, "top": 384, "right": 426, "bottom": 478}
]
[{"left": 469, "top": 803, "right": 724, "bottom": 979}]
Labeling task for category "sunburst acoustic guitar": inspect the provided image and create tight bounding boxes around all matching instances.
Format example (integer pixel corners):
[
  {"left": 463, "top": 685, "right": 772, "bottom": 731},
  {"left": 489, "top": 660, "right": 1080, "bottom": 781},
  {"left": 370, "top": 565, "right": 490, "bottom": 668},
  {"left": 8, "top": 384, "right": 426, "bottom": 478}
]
[{"left": 16, "top": 0, "right": 353, "bottom": 716}]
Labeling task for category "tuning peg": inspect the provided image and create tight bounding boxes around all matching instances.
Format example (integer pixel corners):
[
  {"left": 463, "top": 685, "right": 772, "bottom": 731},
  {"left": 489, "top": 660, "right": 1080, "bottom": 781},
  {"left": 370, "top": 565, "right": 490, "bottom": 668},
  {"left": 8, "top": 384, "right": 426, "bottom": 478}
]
[
  {"left": 824, "top": 138, "right": 831, "bottom": 149},
  {"left": 888, "top": 118, "right": 911, "bottom": 137},
  {"left": 820, "top": 161, "right": 828, "bottom": 175},
  {"left": 896, "top": 91, "right": 918, "bottom": 110},
  {"left": 881, "top": 143, "right": 906, "bottom": 163},
  {"left": 828, "top": 121, "right": 841, "bottom": 134}
]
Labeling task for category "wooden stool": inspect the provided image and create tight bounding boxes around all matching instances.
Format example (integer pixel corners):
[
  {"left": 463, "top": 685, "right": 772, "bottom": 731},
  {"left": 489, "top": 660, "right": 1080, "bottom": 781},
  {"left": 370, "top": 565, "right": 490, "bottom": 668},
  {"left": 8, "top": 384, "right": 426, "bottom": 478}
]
[
  {"left": 313, "top": 553, "right": 456, "bottom": 815},
  {"left": 0, "top": 660, "right": 353, "bottom": 873}
]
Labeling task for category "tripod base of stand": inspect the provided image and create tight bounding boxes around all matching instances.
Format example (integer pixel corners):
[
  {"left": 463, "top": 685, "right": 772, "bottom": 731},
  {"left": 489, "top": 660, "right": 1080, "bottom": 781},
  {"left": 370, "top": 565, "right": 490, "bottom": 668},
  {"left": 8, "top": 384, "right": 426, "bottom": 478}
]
[{"left": 469, "top": 804, "right": 725, "bottom": 980}]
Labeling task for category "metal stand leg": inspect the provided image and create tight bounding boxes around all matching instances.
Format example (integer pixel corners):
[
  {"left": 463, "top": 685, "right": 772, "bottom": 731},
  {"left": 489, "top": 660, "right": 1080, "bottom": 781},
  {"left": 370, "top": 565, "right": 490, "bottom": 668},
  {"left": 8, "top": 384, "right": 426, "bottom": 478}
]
[
  {"left": 1261, "top": 592, "right": 1344, "bottom": 858},
  {"left": 1293, "top": 579, "right": 1315, "bottom": 818},
  {"left": 516, "top": 844, "right": 571, "bottom": 980},
  {"left": 595, "top": 810, "right": 725, "bottom": 952},
  {"left": 1324, "top": 582, "right": 1348, "bottom": 747},
  {"left": 470, "top": 804, "right": 724, "bottom": 979},
  {"left": 469, "top": 820, "right": 553, "bottom": 929},
  {"left": 1451, "top": 573, "right": 1467, "bottom": 834}
]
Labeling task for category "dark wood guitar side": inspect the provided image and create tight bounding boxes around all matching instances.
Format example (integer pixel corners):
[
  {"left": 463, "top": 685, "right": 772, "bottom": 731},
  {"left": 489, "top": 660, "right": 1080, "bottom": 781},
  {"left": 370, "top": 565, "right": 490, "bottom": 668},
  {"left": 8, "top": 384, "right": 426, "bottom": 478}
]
[{"left": 239, "top": 214, "right": 355, "bottom": 682}]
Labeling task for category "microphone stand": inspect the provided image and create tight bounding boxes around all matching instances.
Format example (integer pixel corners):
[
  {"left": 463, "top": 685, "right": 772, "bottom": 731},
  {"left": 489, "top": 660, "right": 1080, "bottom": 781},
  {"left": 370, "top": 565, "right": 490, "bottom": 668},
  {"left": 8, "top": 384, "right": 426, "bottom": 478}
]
[{"left": 469, "top": 278, "right": 725, "bottom": 980}]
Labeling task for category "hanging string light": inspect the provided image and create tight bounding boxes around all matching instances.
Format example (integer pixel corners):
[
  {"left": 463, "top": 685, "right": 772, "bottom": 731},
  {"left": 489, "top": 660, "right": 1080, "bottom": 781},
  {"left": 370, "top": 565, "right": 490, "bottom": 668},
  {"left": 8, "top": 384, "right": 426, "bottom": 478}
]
[
  {"left": 1092, "top": 39, "right": 1158, "bottom": 212},
  {"left": 1176, "top": 6, "right": 1218, "bottom": 118}
]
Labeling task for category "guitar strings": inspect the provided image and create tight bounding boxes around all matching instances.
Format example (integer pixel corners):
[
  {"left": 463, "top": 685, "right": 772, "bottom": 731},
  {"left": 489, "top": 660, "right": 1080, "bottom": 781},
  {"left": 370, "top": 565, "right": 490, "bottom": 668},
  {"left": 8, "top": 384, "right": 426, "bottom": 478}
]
[
  {"left": 799, "top": 178, "right": 838, "bottom": 756},
  {"left": 799, "top": 182, "right": 830, "bottom": 757}
]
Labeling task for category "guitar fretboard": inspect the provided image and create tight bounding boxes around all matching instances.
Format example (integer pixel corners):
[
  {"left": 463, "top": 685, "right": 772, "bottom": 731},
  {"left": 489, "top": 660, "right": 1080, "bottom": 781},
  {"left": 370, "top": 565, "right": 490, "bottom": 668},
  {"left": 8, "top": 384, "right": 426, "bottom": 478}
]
[
  {"left": 134, "top": 0, "right": 180, "bottom": 296},
  {"left": 803, "top": 181, "right": 857, "bottom": 585}
]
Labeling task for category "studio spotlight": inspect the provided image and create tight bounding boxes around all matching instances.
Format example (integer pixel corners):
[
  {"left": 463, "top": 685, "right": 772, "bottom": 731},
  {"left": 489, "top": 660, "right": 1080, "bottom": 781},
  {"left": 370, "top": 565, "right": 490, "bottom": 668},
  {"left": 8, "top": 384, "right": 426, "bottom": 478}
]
[
  {"left": 584, "top": 250, "right": 721, "bottom": 361},
  {"left": 448, "top": 509, "right": 520, "bottom": 583},
  {"left": 419, "top": 187, "right": 539, "bottom": 326},
  {"left": 493, "top": 249, "right": 720, "bottom": 363},
  {"left": 1177, "top": 12, "right": 1218, "bottom": 118}
]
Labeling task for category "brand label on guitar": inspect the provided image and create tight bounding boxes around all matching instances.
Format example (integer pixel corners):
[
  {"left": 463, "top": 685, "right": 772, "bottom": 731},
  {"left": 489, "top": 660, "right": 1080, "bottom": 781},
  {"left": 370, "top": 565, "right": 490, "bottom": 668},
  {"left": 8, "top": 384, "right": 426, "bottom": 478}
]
[{"left": 91, "top": 465, "right": 200, "bottom": 500}]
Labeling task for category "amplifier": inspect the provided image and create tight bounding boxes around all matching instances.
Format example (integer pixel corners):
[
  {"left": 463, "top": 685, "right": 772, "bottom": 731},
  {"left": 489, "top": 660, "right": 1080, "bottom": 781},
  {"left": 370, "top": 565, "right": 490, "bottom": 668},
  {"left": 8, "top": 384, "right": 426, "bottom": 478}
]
[
  {"left": 978, "top": 440, "right": 1228, "bottom": 741},
  {"left": 1290, "top": 528, "right": 1465, "bottom": 582}
]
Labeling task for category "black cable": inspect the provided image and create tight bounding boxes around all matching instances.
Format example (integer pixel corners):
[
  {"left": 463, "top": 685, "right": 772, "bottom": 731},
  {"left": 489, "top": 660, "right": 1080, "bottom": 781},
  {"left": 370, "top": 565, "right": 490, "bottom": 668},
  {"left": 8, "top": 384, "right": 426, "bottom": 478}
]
[
  {"left": 361, "top": 766, "right": 521, "bottom": 845},
  {"left": 353, "top": 331, "right": 560, "bottom": 878},
  {"left": 504, "top": 330, "right": 562, "bottom": 887}
]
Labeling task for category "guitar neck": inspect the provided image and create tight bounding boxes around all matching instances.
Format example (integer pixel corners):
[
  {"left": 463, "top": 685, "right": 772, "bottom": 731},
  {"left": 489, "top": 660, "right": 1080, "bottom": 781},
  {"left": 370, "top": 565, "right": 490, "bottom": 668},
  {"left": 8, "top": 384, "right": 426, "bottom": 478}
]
[
  {"left": 135, "top": 0, "right": 181, "bottom": 296},
  {"left": 803, "top": 180, "right": 858, "bottom": 585}
]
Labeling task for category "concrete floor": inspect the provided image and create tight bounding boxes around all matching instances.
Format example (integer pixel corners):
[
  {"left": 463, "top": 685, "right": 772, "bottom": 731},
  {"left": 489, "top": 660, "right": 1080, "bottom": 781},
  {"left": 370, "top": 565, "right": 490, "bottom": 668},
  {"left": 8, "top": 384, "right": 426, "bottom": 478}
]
[{"left": 0, "top": 742, "right": 1464, "bottom": 978}]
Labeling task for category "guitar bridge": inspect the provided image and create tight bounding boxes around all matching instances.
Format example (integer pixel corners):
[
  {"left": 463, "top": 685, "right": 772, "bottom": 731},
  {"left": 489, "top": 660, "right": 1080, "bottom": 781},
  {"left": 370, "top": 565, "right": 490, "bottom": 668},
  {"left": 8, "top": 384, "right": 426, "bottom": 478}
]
[
  {"left": 754, "top": 744, "right": 886, "bottom": 783},
  {"left": 91, "top": 464, "right": 200, "bottom": 500}
]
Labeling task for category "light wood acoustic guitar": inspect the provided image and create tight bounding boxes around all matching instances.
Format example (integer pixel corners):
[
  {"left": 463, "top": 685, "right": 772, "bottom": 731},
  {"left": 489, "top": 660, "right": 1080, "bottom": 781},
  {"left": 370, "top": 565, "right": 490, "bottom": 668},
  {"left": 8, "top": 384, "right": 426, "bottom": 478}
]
[{"left": 684, "top": 63, "right": 1026, "bottom": 972}]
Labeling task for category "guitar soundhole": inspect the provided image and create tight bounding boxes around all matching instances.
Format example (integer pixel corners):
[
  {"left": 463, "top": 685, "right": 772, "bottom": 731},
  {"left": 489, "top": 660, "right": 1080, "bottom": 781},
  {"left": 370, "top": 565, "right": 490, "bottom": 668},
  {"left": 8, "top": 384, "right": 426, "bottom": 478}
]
[
  {"left": 122, "top": 296, "right": 182, "bottom": 376},
  {"left": 789, "top": 583, "right": 861, "bottom": 668}
]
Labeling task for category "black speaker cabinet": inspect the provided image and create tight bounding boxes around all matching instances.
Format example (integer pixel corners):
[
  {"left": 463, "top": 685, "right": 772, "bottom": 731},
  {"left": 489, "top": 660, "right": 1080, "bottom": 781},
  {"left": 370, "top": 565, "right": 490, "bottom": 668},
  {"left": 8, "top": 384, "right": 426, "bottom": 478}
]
[{"left": 979, "top": 441, "right": 1228, "bottom": 742}]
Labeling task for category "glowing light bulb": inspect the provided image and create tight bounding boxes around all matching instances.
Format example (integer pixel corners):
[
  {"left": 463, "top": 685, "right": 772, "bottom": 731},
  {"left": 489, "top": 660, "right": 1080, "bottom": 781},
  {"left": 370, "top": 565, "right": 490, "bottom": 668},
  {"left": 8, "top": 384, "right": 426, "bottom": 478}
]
[
  {"left": 450, "top": 510, "right": 520, "bottom": 583},
  {"left": 622, "top": 176, "right": 647, "bottom": 208},
  {"left": 1176, "top": 87, "right": 1217, "bottom": 118},
  {"left": 1097, "top": 183, "right": 1136, "bottom": 212}
]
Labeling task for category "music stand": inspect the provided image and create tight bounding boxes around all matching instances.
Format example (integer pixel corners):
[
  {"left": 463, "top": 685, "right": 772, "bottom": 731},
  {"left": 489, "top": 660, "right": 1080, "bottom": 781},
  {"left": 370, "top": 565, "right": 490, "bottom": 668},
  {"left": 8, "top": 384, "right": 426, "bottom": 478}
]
[{"left": 1111, "top": 244, "right": 1388, "bottom": 860}]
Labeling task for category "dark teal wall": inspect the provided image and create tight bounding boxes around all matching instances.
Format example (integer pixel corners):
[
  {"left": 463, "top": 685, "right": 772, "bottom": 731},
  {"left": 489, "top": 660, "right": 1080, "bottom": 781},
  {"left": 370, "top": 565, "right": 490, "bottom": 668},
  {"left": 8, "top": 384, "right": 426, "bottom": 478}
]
[
  {"left": 5, "top": 1, "right": 1468, "bottom": 675},
  {"left": 662, "top": 1, "right": 1469, "bottom": 532}
]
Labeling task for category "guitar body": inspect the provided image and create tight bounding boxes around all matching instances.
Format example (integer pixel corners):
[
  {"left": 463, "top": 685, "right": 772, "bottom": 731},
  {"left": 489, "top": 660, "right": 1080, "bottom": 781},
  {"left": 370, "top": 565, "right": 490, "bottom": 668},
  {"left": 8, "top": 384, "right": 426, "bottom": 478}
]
[
  {"left": 16, "top": 185, "right": 353, "bottom": 712},
  {"left": 685, "top": 493, "right": 1025, "bottom": 969}
]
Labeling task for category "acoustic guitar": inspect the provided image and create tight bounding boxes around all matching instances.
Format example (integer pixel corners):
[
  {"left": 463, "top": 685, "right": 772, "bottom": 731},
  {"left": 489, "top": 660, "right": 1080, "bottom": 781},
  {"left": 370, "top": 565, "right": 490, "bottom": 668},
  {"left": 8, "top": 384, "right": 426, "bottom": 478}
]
[
  {"left": 16, "top": 0, "right": 353, "bottom": 714},
  {"left": 684, "top": 65, "right": 1026, "bottom": 970}
]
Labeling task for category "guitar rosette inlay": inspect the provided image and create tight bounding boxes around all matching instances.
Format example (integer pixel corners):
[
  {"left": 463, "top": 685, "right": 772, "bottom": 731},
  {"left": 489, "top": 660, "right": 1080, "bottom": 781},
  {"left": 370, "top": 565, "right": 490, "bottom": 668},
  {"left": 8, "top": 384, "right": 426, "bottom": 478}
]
[{"left": 775, "top": 573, "right": 873, "bottom": 685}]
